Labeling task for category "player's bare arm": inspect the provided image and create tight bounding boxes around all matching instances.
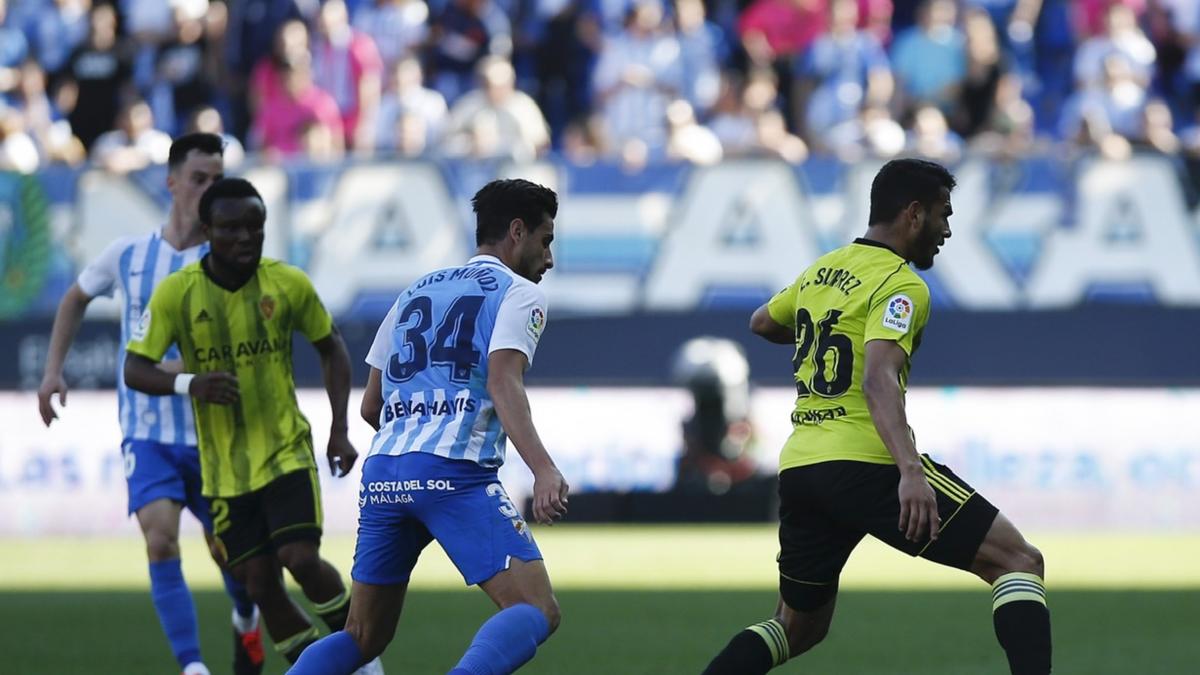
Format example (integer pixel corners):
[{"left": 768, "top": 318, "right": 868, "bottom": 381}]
[
  {"left": 313, "top": 325, "right": 358, "bottom": 477},
  {"left": 862, "top": 339, "right": 939, "bottom": 544},
  {"left": 124, "top": 352, "right": 239, "bottom": 404},
  {"left": 37, "top": 282, "right": 94, "bottom": 425},
  {"left": 360, "top": 367, "right": 384, "bottom": 432},
  {"left": 487, "top": 348, "right": 569, "bottom": 526},
  {"left": 750, "top": 303, "right": 795, "bottom": 344}
]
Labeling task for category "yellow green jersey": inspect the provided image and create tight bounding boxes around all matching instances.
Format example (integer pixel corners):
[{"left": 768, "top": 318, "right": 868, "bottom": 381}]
[
  {"left": 767, "top": 238, "right": 931, "bottom": 471},
  {"left": 127, "top": 258, "right": 333, "bottom": 497}
]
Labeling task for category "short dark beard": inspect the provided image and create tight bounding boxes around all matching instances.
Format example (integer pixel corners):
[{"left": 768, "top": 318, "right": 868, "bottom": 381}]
[{"left": 910, "top": 217, "right": 940, "bottom": 270}]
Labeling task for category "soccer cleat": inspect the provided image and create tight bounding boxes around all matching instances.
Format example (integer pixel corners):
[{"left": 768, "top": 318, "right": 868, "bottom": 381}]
[
  {"left": 232, "top": 608, "right": 265, "bottom": 675},
  {"left": 352, "top": 656, "right": 385, "bottom": 675},
  {"left": 182, "top": 663, "right": 211, "bottom": 675}
]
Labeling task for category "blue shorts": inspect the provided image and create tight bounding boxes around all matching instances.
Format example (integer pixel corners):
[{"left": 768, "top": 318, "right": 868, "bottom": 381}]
[
  {"left": 351, "top": 452, "right": 542, "bottom": 587},
  {"left": 122, "top": 439, "right": 211, "bottom": 529}
]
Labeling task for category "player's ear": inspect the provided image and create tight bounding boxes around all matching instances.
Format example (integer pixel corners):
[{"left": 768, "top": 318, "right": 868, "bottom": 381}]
[
  {"left": 508, "top": 217, "right": 525, "bottom": 243},
  {"left": 905, "top": 201, "right": 924, "bottom": 232}
]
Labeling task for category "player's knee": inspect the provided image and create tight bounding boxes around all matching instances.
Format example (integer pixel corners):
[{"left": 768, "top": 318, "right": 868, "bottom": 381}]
[
  {"left": 277, "top": 546, "right": 320, "bottom": 580},
  {"left": 779, "top": 613, "right": 831, "bottom": 657},
  {"left": 1019, "top": 542, "right": 1045, "bottom": 578},
  {"left": 538, "top": 598, "right": 561, "bottom": 635},
  {"left": 345, "top": 617, "right": 388, "bottom": 661},
  {"left": 143, "top": 529, "right": 180, "bottom": 562}
]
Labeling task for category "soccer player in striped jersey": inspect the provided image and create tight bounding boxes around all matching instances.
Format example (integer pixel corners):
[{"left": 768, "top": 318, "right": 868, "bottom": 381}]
[
  {"left": 122, "top": 178, "right": 383, "bottom": 674},
  {"left": 703, "top": 159, "right": 1052, "bottom": 675},
  {"left": 37, "top": 134, "right": 263, "bottom": 675},
  {"left": 287, "top": 178, "right": 568, "bottom": 675}
]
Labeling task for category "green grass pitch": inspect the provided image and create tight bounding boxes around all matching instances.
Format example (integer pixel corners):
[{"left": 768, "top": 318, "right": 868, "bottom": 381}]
[{"left": 2, "top": 526, "right": 1196, "bottom": 674}]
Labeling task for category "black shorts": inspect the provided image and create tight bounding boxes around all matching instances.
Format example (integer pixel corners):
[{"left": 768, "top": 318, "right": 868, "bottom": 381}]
[
  {"left": 209, "top": 468, "right": 324, "bottom": 567},
  {"left": 777, "top": 455, "right": 998, "bottom": 611}
]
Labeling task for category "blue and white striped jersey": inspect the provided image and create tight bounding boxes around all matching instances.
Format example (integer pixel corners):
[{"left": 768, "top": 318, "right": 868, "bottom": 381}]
[
  {"left": 365, "top": 255, "right": 548, "bottom": 468},
  {"left": 77, "top": 230, "right": 207, "bottom": 445}
]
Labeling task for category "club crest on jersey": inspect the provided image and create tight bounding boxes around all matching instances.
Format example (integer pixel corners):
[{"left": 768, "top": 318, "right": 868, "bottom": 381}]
[
  {"left": 132, "top": 308, "right": 151, "bottom": 341},
  {"left": 882, "top": 294, "right": 913, "bottom": 333},
  {"left": 259, "top": 295, "right": 276, "bottom": 320},
  {"left": 527, "top": 306, "right": 545, "bottom": 339}
]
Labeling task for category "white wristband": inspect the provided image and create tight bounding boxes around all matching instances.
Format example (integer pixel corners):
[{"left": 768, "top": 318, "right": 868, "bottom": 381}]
[{"left": 173, "top": 373, "right": 195, "bottom": 396}]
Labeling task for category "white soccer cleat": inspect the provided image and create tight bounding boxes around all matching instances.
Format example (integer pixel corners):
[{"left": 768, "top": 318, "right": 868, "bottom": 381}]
[
  {"left": 182, "top": 663, "right": 211, "bottom": 675},
  {"left": 352, "top": 656, "right": 385, "bottom": 675}
]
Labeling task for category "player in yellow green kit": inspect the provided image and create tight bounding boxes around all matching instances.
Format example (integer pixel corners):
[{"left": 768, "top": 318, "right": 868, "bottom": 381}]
[
  {"left": 124, "top": 178, "right": 381, "bottom": 674},
  {"left": 703, "top": 159, "right": 1052, "bottom": 675}
]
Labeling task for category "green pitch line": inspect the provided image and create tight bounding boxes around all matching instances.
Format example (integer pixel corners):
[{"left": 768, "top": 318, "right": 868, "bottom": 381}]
[
  {"left": 0, "top": 589, "right": 1194, "bottom": 674},
  {"left": 1, "top": 526, "right": 1197, "bottom": 591}
]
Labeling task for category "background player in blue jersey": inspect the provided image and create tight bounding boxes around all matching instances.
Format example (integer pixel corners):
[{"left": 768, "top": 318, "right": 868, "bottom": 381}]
[
  {"left": 36, "top": 134, "right": 263, "bottom": 675},
  {"left": 289, "top": 178, "right": 569, "bottom": 674}
]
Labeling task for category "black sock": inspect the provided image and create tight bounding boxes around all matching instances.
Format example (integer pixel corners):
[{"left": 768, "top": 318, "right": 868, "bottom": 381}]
[
  {"left": 314, "top": 591, "right": 350, "bottom": 632},
  {"left": 702, "top": 619, "right": 789, "bottom": 675},
  {"left": 992, "top": 572, "right": 1052, "bottom": 674}
]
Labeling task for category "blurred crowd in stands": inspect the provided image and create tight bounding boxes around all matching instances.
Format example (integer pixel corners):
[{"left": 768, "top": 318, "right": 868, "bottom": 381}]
[{"left": 2, "top": 0, "right": 1200, "bottom": 173}]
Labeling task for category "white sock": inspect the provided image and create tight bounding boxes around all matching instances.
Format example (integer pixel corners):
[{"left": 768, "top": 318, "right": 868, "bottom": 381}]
[
  {"left": 232, "top": 606, "right": 259, "bottom": 634},
  {"left": 182, "top": 662, "right": 211, "bottom": 675}
]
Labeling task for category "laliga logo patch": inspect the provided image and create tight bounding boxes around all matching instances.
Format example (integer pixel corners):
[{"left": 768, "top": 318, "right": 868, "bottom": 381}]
[
  {"left": 527, "top": 306, "right": 545, "bottom": 339},
  {"left": 882, "top": 294, "right": 913, "bottom": 333}
]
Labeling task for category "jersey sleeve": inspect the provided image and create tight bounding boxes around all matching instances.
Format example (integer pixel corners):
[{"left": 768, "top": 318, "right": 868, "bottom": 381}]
[
  {"left": 864, "top": 273, "right": 931, "bottom": 355},
  {"left": 283, "top": 265, "right": 334, "bottom": 343},
  {"left": 76, "top": 237, "right": 132, "bottom": 298},
  {"left": 365, "top": 300, "right": 399, "bottom": 371},
  {"left": 766, "top": 277, "right": 801, "bottom": 328},
  {"left": 488, "top": 282, "right": 547, "bottom": 366},
  {"left": 125, "top": 277, "right": 179, "bottom": 362}
]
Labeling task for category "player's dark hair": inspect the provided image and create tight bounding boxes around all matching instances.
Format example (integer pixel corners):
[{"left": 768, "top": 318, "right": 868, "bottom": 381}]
[
  {"left": 198, "top": 178, "right": 265, "bottom": 226},
  {"left": 472, "top": 179, "right": 558, "bottom": 246},
  {"left": 168, "top": 132, "right": 225, "bottom": 171},
  {"left": 867, "top": 158, "right": 956, "bottom": 225}
]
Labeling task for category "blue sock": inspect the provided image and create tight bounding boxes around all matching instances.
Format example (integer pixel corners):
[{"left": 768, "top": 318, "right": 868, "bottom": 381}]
[
  {"left": 221, "top": 569, "right": 255, "bottom": 619},
  {"left": 451, "top": 603, "right": 550, "bottom": 675},
  {"left": 287, "top": 631, "right": 364, "bottom": 674},
  {"left": 148, "top": 559, "right": 202, "bottom": 667}
]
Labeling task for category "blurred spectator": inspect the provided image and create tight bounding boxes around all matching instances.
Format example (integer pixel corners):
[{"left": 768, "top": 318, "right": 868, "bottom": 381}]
[
  {"left": 529, "top": 0, "right": 603, "bottom": 143},
  {"left": 0, "top": 0, "right": 30, "bottom": 96},
  {"left": 858, "top": 0, "right": 893, "bottom": 45},
  {"left": 252, "top": 53, "right": 345, "bottom": 159},
  {"left": 675, "top": 0, "right": 723, "bottom": 113},
  {"left": 754, "top": 108, "right": 809, "bottom": 161},
  {"left": 224, "top": 0, "right": 306, "bottom": 137},
  {"left": 890, "top": 0, "right": 966, "bottom": 110},
  {"left": 185, "top": 104, "right": 246, "bottom": 167},
  {"left": 1061, "top": 54, "right": 1148, "bottom": 158},
  {"left": 375, "top": 56, "right": 448, "bottom": 154},
  {"left": 708, "top": 71, "right": 759, "bottom": 154},
  {"left": 952, "top": 6, "right": 1010, "bottom": 138},
  {"left": 1076, "top": 0, "right": 1147, "bottom": 39},
  {"left": 352, "top": 0, "right": 430, "bottom": 74},
  {"left": 906, "top": 103, "right": 963, "bottom": 161},
  {"left": 737, "top": 0, "right": 827, "bottom": 68},
  {"left": 30, "top": 0, "right": 91, "bottom": 75},
  {"left": 58, "top": 2, "right": 131, "bottom": 149},
  {"left": 152, "top": 3, "right": 215, "bottom": 134},
  {"left": 664, "top": 98, "right": 723, "bottom": 164},
  {"left": 593, "top": 0, "right": 682, "bottom": 157},
  {"left": 250, "top": 19, "right": 311, "bottom": 117},
  {"left": 312, "top": 0, "right": 383, "bottom": 151},
  {"left": 1144, "top": 0, "right": 1192, "bottom": 113},
  {"left": 11, "top": 59, "right": 86, "bottom": 166},
  {"left": 965, "top": 60, "right": 1036, "bottom": 156},
  {"left": 91, "top": 98, "right": 172, "bottom": 172},
  {"left": 1074, "top": 2, "right": 1156, "bottom": 90},
  {"left": 1135, "top": 98, "right": 1180, "bottom": 153},
  {"left": 430, "top": 0, "right": 512, "bottom": 104},
  {"left": 560, "top": 115, "right": 603, "bottom": 164},
  {"left": 794, "top": 0, "right": 892, "bottom": 142},
  {"left": 825, "top": 102, "right": 905, "bottom": 160},
  {"left": 442, "top": 56, "right": 550, "bottom": 161},
  {"left": 0, "top": 108, "right": 39, "bottom": 173}
]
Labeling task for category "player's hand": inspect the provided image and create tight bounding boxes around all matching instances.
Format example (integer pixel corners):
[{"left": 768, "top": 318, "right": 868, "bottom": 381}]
[
  {"left": 326, "top": 431, "right": 358, "bottom": 478},
  {"left": 531, "top": 466, "right": 569, "bottom": 525},
  {"left": 897, "top": 471, "right": 940, "bottom": 543},
  {"left": 191, "top": 372, "right": 239, "bottom": 405},
  {"left": 37, "top": 373, "right": 68, "bottom": 426}
]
